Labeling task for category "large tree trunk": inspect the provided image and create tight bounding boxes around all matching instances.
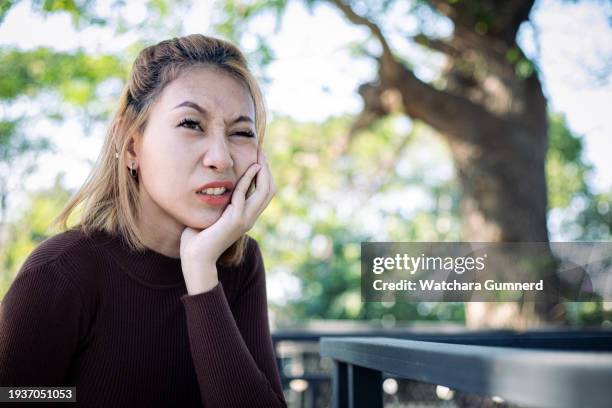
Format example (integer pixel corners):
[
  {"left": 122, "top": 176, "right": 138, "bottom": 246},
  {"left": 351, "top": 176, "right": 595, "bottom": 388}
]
[
  {"left": 442, "top": 23, "right": 559, "bottom": 328},
  {"left": 330, "top": 0, "right": 564, "bottom": 328}
]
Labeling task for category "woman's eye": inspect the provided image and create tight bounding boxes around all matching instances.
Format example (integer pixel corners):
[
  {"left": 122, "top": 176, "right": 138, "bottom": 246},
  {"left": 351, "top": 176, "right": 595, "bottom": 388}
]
[
  {"left": 178, "top": 118, "right": 202, "bottom": 131},
  {"left": 232, "top": 130, "right": 255, "bottom": 138}
]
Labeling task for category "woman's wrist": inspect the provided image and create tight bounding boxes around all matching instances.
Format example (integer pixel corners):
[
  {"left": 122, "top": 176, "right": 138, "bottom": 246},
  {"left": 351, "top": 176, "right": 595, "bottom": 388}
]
[{"left": 182, "top": 261, "right": 219, "bottom": 295}]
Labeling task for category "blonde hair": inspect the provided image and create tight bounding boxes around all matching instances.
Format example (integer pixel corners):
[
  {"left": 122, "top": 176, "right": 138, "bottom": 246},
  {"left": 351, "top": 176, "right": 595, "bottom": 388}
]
[{"left": 53, "top": 34, "right": 266, "bottom": 266}]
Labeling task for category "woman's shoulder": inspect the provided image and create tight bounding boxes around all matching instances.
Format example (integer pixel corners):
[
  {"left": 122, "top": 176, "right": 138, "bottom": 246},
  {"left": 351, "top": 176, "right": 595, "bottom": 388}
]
[
  {"left": 1, "top": 230, "right": 101, "bottom": 346},
  {"left": 20, "top": 228, "right": 106, "bottom": 273},
  {"left": 13, "top": 228, "right": 116, "bottom": 300},
  {"left": 7, "top": 228, "right": 115, "bottom": 308}
]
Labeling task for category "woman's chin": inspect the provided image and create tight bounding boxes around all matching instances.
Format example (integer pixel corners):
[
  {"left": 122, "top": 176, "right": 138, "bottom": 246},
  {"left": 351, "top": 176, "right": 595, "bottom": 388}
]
[{"left": 185, "top": 212, "right": 223, "bottom": 229}]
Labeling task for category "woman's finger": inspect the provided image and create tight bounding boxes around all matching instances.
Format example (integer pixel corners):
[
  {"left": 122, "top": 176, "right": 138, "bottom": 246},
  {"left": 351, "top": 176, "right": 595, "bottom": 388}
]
[
  {"left": 245, "top": 154, "right": 274, "bottom": 219},
  {"left": 245, "top": 153, "right": 269, "bottom": 203},
  {"left": 231, "top": 163, "right": 261, "bottom": 212}
]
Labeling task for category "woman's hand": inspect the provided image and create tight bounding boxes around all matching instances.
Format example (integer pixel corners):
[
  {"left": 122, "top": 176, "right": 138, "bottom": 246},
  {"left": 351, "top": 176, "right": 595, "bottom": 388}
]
[{"left": 179, "top": 150, "right": 275, "bottom": 294}]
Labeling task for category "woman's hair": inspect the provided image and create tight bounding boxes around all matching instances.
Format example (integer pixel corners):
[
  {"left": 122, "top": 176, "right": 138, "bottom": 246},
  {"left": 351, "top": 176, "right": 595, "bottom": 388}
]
[{"left": 53, "top": 34, "right": 266, "bottom": 266}]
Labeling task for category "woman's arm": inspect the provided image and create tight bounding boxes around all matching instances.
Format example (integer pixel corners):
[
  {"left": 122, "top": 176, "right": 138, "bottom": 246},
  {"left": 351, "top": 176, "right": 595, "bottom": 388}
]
[
  {"left": 180, "top": 238, "right": 287, "bottom": 407},
  {"left": 0, "top": 260, "right": 85, "bottom": 386}
]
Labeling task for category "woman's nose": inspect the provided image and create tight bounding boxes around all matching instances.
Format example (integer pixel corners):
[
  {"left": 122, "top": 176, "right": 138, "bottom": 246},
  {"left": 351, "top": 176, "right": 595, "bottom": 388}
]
[{"left": 202, "top": 134, "right": 233, "bottom": 172}]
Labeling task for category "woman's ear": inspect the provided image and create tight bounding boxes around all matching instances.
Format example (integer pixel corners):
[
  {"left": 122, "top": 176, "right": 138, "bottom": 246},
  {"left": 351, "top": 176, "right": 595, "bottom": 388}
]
[{"left": 124, "top": 133, "right": 140, "bottom": 166}]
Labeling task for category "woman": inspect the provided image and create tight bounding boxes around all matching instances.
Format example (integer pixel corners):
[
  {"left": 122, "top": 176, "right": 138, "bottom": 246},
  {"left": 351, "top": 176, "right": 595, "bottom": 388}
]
[{"left": 0, "top": 34, "right": 286, "bottom": 407}]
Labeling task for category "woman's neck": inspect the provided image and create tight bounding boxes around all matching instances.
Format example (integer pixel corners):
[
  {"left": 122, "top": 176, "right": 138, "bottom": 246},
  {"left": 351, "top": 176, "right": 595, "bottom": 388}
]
[{"left": 136, "top": 218, "right": 182, "bottom": 259}]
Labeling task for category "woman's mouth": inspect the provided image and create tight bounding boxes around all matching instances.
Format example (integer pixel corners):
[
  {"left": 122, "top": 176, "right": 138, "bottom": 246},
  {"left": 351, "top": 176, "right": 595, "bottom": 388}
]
[{"left": 195, "top": 187, "right": 231, "bottom": 206}]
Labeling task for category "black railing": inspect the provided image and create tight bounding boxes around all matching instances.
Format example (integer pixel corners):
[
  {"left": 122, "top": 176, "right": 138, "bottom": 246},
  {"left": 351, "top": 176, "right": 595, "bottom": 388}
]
[{"left": 272, "top": 328, "right": 612, "bottom": 408}]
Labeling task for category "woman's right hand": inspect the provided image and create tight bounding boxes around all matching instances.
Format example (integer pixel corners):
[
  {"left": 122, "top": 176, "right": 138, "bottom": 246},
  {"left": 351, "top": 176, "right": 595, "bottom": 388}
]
[{"left": 179, "top": 150, "right": 275, "bottom": 294}]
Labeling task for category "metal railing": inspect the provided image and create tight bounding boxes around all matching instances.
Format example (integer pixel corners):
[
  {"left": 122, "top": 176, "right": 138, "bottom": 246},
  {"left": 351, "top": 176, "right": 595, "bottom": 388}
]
[
  {"left": 272, "top": 328, "right": 612, "bottom": 408},
  {"left": 319, "top": 331, "right": 612, "bottom": 408}
]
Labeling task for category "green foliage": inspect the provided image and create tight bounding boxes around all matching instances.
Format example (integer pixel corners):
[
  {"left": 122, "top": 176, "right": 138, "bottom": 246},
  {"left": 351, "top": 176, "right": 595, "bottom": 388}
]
[
  {"left": 215, "top": 0, "right": 288, "bottom": 42},
  {"left": 0, "top": 47, "right": 126, "bottom": 102},
  {"left": 0, "top": 117, "right": 52, "bottom": 234},
  {"left": 544, "top": 110, "right": 610, "bottom": 242},
  {"left": 565, "top": 302, "right": 612, "bottom": 326},
  {"left": 0, "top": 176, "right": 71, "bottom": 298},
  {"left": 250, "top": 114, "right": 464, "bottom": 324},
  {"left": 0, "top": 118, "right": 51, "bottom": 165},
  {"left": 0, "top": 0, "right": 16, "bottom": 24},
  {"left": 1, "top": 0, "right": 108, "bottom": 26},
  {"left": 213, "top": 0, "right": 287, "bottom": 73},
  {"left": 0, "top": 44, "right": 126, "bottom": 250},
  {"left": 546, "top": 113, "right": 592, "bottom": 210},
  {"left": 544, "top": 113, "right": 611, "bottom": 322},
  {"left": 556, "top": 190, "right": 612, "bottom": 241}
]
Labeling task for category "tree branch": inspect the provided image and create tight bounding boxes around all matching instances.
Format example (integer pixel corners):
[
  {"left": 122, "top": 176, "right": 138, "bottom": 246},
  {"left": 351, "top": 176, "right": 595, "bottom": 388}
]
[
  {"left": 413, "top": 34, "right": 460, "bottom": 58},
  {"left": 363, "top": 127, "right": 415, "bottom": 200},
  {"left": 428, "top": 0, "right": 536, "bottom": 44},
  {"left": 327, "top": 0, "right": 396, "bottom": 73},
  {"left": 350, "top": 81, "right": 391, "bottom": 134},
  {"left": 327, "top": 0, "right": 501, "bottom": 142}
]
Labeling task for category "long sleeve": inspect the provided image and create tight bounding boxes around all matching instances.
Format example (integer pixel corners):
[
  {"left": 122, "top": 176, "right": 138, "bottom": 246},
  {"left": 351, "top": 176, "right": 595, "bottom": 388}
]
[
  {"left": 180, "top": 239, "right": 287, "bottom": 407},
  {"left": 0, "top": 259, "right": 85, "bottom": 386}
]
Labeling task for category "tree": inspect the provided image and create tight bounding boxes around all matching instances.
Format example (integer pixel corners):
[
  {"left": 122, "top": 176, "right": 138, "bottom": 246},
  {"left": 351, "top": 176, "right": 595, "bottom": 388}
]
[
  {"left": 215, "top": 0, "right": 612, "bottom": 327},
  {"left": 340, "top": 0, "right": 559, "bottom": 328},
  {"left": 252, "top": 109, "right": 609, "bottom": 326}
]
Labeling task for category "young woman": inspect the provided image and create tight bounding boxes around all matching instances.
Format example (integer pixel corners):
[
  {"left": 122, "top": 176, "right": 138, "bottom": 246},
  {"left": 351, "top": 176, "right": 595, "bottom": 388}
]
[{"left": 0, "top": 34, "right": 286, "bottom": 407}]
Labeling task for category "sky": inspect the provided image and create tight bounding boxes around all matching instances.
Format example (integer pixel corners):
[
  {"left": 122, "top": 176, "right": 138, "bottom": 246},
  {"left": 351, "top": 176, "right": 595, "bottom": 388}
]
[{"left": 0, "top": 0, "right": 610, "bottom": 218}]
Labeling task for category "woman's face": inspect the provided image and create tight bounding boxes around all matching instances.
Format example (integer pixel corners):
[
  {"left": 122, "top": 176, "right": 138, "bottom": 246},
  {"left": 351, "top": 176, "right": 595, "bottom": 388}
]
[{"left": 131, "top": 66, "right": 258, "bottom": 233}]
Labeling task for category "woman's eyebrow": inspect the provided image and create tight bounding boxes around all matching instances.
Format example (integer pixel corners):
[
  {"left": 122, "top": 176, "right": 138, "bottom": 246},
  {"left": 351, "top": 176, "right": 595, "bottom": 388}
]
[
  {"left": 173, "top": 101, "right": 207, "bottom": 115},
  {"left": 228, "top": 115, "right": 254, "bottom": 126},
  {"left": 172, "top": 101, "right": 253, "bottom": 125}
]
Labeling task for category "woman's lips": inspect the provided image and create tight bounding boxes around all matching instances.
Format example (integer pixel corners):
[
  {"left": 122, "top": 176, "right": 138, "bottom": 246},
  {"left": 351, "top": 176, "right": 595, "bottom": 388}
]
[{"left": 195, "top": 191, "right": 231, "bottom": 206}]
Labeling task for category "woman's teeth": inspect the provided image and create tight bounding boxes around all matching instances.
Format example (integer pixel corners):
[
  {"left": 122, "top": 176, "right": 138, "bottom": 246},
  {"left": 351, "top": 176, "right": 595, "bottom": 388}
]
[{"left": 197, "top": 187, "right": 227, "bottom": 195}]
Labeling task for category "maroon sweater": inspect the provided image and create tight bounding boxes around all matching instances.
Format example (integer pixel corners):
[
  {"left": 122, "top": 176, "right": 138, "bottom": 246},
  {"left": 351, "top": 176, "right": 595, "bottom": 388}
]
[{"left": 0, "top": 228, "right": 287, "bottom": 407}]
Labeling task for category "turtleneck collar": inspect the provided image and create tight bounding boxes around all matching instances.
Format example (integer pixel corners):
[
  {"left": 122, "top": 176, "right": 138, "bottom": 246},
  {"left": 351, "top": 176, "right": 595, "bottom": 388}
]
[{"left": 93, "top": 229, "right": 185, "bottom": 289}]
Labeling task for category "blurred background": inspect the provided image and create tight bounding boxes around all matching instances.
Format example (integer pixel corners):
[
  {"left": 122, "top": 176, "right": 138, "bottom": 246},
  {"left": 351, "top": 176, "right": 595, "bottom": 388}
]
[{"left": 0, "top": 0, "right": 611, "bottom": 406}]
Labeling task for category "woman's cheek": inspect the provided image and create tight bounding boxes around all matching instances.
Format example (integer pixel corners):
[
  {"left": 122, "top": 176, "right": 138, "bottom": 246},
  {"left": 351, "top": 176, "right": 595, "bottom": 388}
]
[{"left": 233, "top": 142, "right": 258, "bottom": 173}]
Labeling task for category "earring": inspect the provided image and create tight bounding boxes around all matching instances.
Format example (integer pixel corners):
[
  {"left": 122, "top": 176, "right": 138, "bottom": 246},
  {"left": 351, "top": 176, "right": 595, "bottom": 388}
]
[{"left": 129, "top": 162, "right": 138, "bottom": 179}]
